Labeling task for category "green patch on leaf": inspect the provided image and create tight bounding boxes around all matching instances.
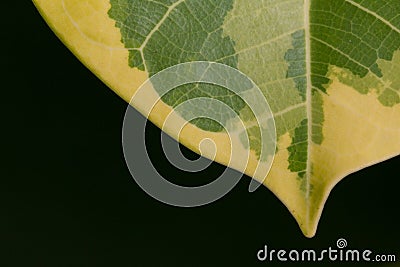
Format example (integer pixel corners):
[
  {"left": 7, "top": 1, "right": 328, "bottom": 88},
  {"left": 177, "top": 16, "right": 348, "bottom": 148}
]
[
  {"left": 288, "top": 119, "right": 308, "bottom": 179},
  {"left": 109, "top": 0, "right": 245, "bottom": 133},
  {"left": 310, "top": 0, "right": 400, "bottom": 92}
]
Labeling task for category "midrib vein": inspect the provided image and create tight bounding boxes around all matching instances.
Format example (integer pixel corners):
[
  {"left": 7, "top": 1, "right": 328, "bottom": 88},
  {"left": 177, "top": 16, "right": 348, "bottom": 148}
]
[
  {"left": 138, "top": 0, "right": 186, "bottom": 71},
  {"left": 304, "top": 0, "right": 312, "bottom": 227}
]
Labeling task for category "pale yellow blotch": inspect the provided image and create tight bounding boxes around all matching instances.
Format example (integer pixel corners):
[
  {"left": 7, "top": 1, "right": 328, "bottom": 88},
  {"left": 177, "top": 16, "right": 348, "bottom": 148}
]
[
  {"left": 274, "top": 64, "right": 400, "bottom": 237},
  {"left": 304, "top": 71, "right": 400, "bottom": 237},
  {"left": 270, "top": 65, "right": 400, "bottom": 237},
  {"left": 265, "top": 133, "right": 309, "bottom": 232},
  {"left": 33, "top": 0, "right": 147, "bottom": 101}
]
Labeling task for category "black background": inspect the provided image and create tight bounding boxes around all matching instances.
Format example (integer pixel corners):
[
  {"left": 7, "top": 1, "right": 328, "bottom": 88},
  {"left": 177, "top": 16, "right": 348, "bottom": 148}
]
[{"left": 1, "top": 2, "right": 399, "bottom": 266}]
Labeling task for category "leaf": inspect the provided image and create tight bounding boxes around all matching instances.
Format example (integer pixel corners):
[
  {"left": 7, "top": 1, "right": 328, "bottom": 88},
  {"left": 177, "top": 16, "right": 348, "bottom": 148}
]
[{"left": 33, "top": 0, "right": 400, "bottom": 237}]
